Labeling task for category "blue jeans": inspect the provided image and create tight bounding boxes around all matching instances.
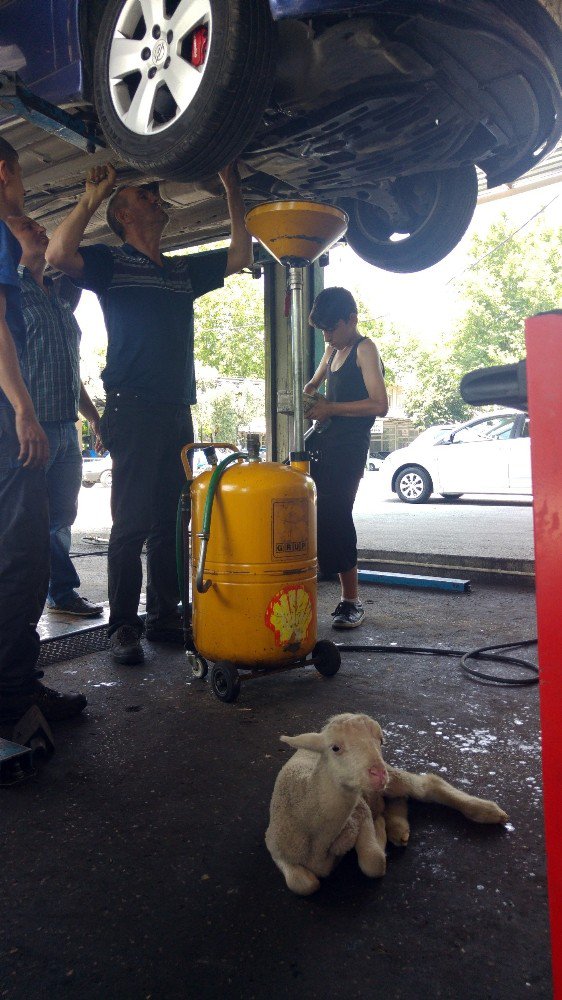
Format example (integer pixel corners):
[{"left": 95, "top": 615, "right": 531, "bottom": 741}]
[
  {"left": 0, "top": 406, "right": 49, "bottom": 692},
  {"left": 43, "top": 420, "right": 82, "bottom": 605}
]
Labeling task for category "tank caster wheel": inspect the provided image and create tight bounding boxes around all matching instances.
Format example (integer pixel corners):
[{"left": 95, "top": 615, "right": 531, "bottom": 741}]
[
  {"left": 211, "top": 662, "right": 241, "bottom": 703},
  {"left": 312, "top": 640, "right": 341, "bottom": 677},
  {"left": 186, "top": 652, "right": 208, "bottom": 680}
]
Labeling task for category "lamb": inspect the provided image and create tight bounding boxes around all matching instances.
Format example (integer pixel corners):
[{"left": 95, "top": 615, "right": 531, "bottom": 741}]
[{"left": 265, "top": 712, "right": 508, "bottom": 895}]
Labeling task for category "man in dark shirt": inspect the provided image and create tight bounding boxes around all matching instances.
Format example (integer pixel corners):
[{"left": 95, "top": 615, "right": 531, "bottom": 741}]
[
  {"left": 48, "top": 162, "right": 252, "bottom": 665},
  {"left": 9, "top": 214, "right": 104, "bottom": 619},
  {"left": 0, "top": 138, "right": 87, "bottom": 724}
]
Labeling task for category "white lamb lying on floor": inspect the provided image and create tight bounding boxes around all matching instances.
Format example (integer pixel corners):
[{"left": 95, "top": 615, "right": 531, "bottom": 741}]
[{"left": 265, "top": 713, "right": 508, "bottom": 895}]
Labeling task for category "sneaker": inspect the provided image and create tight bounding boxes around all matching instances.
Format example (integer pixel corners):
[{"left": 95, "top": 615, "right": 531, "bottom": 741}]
[
  {"left": 109, "top": 625, "right": 144, "bottom": 665},
  {"left": 46, "top": 593, "right": 103, "bottom": 618},
  {"left": 331, "top": 600, "right": 365, "bottom": 630},
  {"left": 146, "top": 613, "right": 185, "bottom": 645},
  {"left": 0, "top": 682, "right": 87, "bottom": 725}
]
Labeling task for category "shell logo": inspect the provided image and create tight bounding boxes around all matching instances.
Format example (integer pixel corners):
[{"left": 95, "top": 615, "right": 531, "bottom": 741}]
[{"left": 265, "top": 585, "right": 313, "bottom": 652}]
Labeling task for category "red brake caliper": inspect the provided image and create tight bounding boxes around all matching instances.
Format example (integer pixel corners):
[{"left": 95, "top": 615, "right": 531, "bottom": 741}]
[{"left": 191, "top": 26, "right": 208, "bottom": 67}]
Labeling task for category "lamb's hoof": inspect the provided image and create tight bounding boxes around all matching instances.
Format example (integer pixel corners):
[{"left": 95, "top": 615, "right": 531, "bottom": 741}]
[
  {"left": 358, "top": 852, "right": 387, "bottom": 879},
  {"left": 464, "top": 800, "right": 509, "bottom": 824},
  {"left": 386, "top": 820, "right": 410, "bottom": 847},
  {"left": 286, "top": 867, "right": 321, "bottom": 896}
]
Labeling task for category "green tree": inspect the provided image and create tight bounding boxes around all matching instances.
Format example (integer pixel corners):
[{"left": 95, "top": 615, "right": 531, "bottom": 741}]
[
  {"left": 451, "top": 215, "right": 562, "bottom": 373},
  {"left": 353, "top": 293, "right": 421, "bottom": 388},
  {"left": 192, "top": 364, "right": 265, "bottom": 443},
  {"left": 401, "top": 213, "right": 562, "bottom": 426},
  {"left": 194, "top": 270, "right": 265, "bottom": 378}
]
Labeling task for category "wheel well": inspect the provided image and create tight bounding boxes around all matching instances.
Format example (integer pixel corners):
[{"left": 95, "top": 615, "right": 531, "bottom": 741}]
[
  {"left": 78, "top": 0, "right": 106, "bottom": 102},
  {"left": 392, "top": 464, "right": 432, "bottom": 492}
]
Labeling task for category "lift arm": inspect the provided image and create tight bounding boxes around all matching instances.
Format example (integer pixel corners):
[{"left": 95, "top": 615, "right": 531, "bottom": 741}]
[{"left": 0, "top": 72, "right": 106, "bottom": 153}]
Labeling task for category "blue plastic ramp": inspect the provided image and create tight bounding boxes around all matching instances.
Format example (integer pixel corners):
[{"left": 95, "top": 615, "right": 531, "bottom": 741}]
[{"left": 357, "top": 570, "right": 470, "bottom": 593}]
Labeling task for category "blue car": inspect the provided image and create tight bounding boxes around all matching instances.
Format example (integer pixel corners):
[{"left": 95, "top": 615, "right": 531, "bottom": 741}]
[{"left": 1, "top": 0, "right": 561, "bottom": 271}]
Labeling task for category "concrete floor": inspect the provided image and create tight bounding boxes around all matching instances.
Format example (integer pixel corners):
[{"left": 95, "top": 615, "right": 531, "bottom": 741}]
[{"left": 0, "top": 578, "right": 548, "bottom": 1000}]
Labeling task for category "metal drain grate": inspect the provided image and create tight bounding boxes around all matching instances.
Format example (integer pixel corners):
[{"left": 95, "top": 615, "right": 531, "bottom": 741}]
[{"left": 38, "top": 626, "right": 111, "bottom": 666}]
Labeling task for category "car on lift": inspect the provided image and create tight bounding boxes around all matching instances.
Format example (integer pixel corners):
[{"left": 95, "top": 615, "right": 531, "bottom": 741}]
[
  {"left": 380, "top": 409, "right": 531, "bottom": 503},
  {"left": 0, "top": 1, "right": 561, "bottom": 272}
]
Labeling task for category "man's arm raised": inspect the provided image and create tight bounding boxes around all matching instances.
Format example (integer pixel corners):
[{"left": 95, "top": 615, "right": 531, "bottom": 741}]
[
  {"left": 219, "top": 163, "right": 253, "bottom": 277},
  {"left": 47, "top": 163, "right": 117, "bottom": 279}
]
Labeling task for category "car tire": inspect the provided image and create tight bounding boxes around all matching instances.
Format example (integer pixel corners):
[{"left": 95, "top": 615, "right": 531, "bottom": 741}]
[
  {"left": 343, "top": 165, "right": 478, "bottom": 273},
  {"left": 395, "top": 465, "right": 433, "bottom": 504},
  {"left": 93, "top": 0, "right": 276, "bottom": 181},
  {"left": 441, "top": 493, "right": 462, "bottom": 501},
  {"left": 100, "top": 469, "right": 113, "bottom": 487},
  {"left": 82, "top": 481, "right": 95, "bottom": 489}
]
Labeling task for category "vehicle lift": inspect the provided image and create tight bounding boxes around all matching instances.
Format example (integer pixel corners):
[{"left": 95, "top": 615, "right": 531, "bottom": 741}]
[{"left": 0, "top": 70, "right": 560, "bottom": 998}]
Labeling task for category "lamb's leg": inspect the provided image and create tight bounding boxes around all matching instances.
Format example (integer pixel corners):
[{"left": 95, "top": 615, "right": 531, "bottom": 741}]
[
  {"left": 355, "top": 810, "right": 387, "bottom": 878},
  {"left": 386, "top": 768, "right": 508, "bottom": 824},
  {"left": 384, "top": 797, "right": 410, "bottom": 846},
  {"left": 273, "top": 856, "right": 321, "bottom": 896}
]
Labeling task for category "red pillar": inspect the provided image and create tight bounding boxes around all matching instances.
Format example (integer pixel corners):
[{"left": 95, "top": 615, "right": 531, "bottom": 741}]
[{"left": 526, "top": 312, "right": 562, "bottom": 998}]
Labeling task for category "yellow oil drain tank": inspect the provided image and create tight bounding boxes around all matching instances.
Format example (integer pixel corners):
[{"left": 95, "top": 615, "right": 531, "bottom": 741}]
[{"left": 190, "top": 458, "right": 317, "bottom": 668}]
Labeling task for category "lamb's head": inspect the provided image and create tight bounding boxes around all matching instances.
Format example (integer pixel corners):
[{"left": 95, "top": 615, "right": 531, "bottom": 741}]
[{"left": 281, "top": 713, "right": 388, "bottom": 795}]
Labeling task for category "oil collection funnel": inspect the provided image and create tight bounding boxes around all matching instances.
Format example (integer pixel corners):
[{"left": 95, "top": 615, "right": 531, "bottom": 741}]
[
  {"left": 245, "top": 200, "right": 348, "bottom": 266},
  {"left": 245, "top": 200, "right": 348, "bottom": 452}
]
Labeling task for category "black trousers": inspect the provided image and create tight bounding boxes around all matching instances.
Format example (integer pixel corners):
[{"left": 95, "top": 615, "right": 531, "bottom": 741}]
[
  {"left": 310, "top": 457, "right": 362, "bottom": 577},
  {"left": 100, "top": 392, "right": 193, "bottom": 634},
  {"left": 0, "top": 406, "right": 49, "bottom": 693}
]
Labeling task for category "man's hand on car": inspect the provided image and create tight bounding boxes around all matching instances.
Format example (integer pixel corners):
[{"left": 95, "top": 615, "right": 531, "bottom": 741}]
[{"left": 85, "top": 163, "right": 117, "bottom": 206}]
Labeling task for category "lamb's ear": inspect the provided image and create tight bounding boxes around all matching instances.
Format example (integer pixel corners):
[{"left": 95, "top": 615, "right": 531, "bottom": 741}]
[{"left": 281, "top": 733, "right": 325, "bottom": 753}]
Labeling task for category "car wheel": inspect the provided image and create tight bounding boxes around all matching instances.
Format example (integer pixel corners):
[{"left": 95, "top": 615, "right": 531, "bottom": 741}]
[
  {"left": 93, "top": 0, "right": 276, "bottom": 181},
  {"left": 100, "top": 469, "right": 113, "bottom": 487},
  {"left": 343, "top": 165, "right": 478, "bottom": 273},
  {"left": 395, "top": 465, "right": 433, "bottom": 504},
  {"left": 441, "top": 493, "right": 462, "bottom": 501},
  {"left": 82, "top": 481, "right": 95, "bottom": 489}
]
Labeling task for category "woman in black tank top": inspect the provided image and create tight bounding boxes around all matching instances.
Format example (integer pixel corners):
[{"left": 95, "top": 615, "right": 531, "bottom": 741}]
[{"left": 304, "top": 288, "right": 388, "bottom": 630}]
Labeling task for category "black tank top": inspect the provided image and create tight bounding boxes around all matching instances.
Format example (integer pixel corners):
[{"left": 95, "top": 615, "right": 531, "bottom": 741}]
[{"left": 319, "top": 337, "right": 377, "bottom": 476}]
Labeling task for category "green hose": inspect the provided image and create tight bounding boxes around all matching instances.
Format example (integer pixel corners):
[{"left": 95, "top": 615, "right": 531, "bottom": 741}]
[{"left": 197, "top": 452, "right": 247, "bottom": 593}]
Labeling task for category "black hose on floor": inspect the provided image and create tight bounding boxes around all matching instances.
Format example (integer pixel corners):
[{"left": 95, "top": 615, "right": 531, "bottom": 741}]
[{"left": 334, "top": 638, "right": 538, "bottom": 686}]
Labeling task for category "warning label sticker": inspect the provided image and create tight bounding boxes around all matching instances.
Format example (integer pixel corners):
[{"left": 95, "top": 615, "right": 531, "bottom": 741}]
[{"left": 272, "top": 499, "right": 309, "bottom": 560}]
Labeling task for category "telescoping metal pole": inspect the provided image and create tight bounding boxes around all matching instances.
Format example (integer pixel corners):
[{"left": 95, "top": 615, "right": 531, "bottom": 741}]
[{"left": 288, "top": 266, "right": 306, "bottom": 453}]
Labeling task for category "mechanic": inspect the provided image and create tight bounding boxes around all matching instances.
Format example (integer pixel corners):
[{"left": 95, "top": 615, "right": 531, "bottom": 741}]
[
  {"left": 0, "top": 137, "right": 87, "bottom": 724},
  {"left": 47, "top": 162, "right": 253, "bottom": 666},
  {"left": 305, "top": 287, "right": 388, "bottom": 629},
  {"left": 8, "top": 214, "right": 104, "bottom": 619}
]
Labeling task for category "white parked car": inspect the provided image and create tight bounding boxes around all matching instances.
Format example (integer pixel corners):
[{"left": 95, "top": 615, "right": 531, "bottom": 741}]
[
  {"left": 380, "top": 411, "right": 531, "bottom": 503},
  {"left": 82, "top": 454, "right": 112, "bottom": 488}
]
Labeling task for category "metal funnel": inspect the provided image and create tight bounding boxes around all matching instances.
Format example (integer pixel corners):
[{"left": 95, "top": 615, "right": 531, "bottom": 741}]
[
  {"left": 245, "top": 200, "right": 348, "bottom": 266},
  {"left": 245, "top": 201, "right": 348, "bottom": 454}
]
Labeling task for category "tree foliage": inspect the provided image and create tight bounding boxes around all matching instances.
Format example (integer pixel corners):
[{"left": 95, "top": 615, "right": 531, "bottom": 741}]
[
  {"left": 192, "top": 364, "right": 265, "bottom": 443},
  {"left": 193, "top": 270, "right": 265, "bottom": 378},
  {"left": 450, "top": 215, "right": 562, "bottom": 374},
  {"left": 401, "top": 213, "right": 562, "bottom": 425}
]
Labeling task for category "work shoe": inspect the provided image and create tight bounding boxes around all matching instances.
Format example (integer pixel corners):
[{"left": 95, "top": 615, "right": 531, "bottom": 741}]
[
  {"left": 109, "top": 625, "right": 144, "bottom": 666},
  {"left": 0, "top": 682, "right": 87, "bottom": 725},
  {"left": 46, "top": 593, "right": 103, "bottom": 618},
  {"left": 146, "top": 613, "right": 185, "bottom": 645},
  {"left": 331, "top": 600, "right": 365, "bottom": 630}
]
